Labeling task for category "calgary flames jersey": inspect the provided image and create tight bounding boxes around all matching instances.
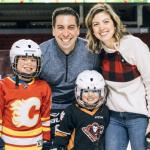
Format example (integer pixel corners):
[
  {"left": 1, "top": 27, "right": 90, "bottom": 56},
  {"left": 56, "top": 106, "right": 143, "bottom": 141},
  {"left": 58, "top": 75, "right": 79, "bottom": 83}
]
[{"left": 0, "top": 77, "right": 52, "bottom": 150}]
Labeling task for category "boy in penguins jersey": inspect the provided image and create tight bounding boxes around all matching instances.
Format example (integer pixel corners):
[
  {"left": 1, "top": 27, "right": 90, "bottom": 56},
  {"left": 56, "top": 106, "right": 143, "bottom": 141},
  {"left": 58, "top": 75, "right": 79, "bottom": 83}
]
[
  {"left": 55, "top": 70, "right": 110, "bottom": 150},
  {"left": 0, "top": 39, "right": 52, "bottom": 150}
]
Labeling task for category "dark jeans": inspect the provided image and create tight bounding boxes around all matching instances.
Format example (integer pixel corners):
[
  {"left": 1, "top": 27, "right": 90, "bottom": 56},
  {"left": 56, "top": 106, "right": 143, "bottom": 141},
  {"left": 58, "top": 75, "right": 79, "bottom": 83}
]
[{"left": 105, "top": 111, "right": 148, "bottom": 150}]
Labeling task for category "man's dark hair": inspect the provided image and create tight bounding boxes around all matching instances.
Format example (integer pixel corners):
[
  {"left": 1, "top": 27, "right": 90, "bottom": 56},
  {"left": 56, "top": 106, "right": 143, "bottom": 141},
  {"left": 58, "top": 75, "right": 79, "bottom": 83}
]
[{"left": 52, "top": 7, "right": 80, "bottom": 27}]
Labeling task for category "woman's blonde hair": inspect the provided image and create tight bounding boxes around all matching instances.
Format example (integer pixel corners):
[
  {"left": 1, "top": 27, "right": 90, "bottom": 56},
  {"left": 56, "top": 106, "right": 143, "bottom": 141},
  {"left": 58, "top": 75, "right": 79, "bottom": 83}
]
[{"left": 85, "top": 3, "right": 129, "bottom": 53}]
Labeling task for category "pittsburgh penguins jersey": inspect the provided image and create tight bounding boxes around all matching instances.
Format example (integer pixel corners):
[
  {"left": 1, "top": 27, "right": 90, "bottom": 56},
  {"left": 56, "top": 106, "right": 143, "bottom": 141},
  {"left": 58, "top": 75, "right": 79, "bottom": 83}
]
[
  {"left": 0, "top": 77, "right": 52, "bottom": 150},
  {"left": 55, "top": 103, "right": 109, "bottom": 150}
]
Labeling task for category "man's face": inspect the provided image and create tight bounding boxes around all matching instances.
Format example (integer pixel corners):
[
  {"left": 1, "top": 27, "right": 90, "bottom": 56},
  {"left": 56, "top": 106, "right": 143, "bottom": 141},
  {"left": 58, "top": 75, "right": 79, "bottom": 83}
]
[{"left": 53, "top": 15, "right": 80, "bottom": 54}]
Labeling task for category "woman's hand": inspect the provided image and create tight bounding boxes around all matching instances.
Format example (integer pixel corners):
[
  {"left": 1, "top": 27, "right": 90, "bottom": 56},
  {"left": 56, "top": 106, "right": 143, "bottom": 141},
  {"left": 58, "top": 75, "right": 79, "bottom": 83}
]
[{"left": 146, "top": 119, "right": 150, "bottom": 134}]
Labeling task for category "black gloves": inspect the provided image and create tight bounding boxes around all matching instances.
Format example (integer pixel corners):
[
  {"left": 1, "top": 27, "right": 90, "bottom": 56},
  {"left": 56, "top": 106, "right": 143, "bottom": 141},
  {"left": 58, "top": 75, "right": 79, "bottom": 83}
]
[
  {"left": 146, "top": 132, "right": 150, "bottom": 150},
  {"left": 57, "top": 146, "right": 66, "bottom": 150},
  {"left": 42, "top": 140, "right": 53, "bottom": 150},
  {"left": 42, "top": 140, "right": 66, "bottom": 150},
  {"left": 0, "top": 138, "right": 4, "bottom": 150}
]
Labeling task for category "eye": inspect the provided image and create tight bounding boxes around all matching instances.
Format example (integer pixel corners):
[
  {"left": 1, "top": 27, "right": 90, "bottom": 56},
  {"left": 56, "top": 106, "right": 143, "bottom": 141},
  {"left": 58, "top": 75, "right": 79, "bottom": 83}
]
[
  {"left": 83, "top": 90, "right": 88, "bottom": 93},
  {"left": 103, "top": 19, "right": 110, "bottom": 24},
  {"left": 68, "top": 25, "right": 76, "bottom": 30},
  {"left": 92, "top": 23, "right": 99, "bottom": 27},
  {"left": 20, "top": 57, "right": 26, "bottom": 61},
  {"left": 57, "top": 26, "right": 64, "bottom": 30},
  {"left": 31, "top": 58, "right": 37, "bottom": 62}
]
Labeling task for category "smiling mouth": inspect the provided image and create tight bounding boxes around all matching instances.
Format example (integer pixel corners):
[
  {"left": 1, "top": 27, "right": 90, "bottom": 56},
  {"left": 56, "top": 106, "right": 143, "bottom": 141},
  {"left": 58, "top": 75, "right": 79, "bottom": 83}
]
[
  {"left": 62, "top": 39, "right": 70, "bottom": 42},
  {"left": 23, "top": 67, "right": 34, "bottom": 72},
  {"left": 61, "top": 37, "right": 73, "bottom": 42},
  {"left": 100, "top": 32, "right": 108, "bottom": 36},
  {"left": 87, "top": 98, "right": 96, "bottom": 102}
]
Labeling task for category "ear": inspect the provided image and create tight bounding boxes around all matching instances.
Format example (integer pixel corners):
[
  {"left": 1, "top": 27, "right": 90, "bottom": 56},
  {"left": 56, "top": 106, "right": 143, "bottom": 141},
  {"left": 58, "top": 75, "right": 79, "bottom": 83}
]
[
  {"left": 75, "top": 86, "right": 77, "bottom": 94},
  {"left": 78, "top": 26, "right": 80, "bottom": 36},
  {"left": 52, "top": 27, "right": 55, "bottom": 36},
  {"left": 76, "top": 26, "right": 80, "bottom": 36}
]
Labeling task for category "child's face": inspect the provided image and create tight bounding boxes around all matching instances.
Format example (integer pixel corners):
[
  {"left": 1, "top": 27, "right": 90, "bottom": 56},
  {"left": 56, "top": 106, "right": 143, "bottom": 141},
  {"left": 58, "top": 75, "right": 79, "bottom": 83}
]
[
  {"left": 17, "top": 56, "right": 37, "bottom": 75},
  {"left": 82, "top": 90, "right": 100, "bottom": 106}
]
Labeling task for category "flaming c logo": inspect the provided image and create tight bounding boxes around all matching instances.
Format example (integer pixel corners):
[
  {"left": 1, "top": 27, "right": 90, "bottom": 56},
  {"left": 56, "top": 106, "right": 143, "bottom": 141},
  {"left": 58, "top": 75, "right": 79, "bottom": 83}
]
[{"left": 10, "top": 97, "right": 40, "bottom": 127}]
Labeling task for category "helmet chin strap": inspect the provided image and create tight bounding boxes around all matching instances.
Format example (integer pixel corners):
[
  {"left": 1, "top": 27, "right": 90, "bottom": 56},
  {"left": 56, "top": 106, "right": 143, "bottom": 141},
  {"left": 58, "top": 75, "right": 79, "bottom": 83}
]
[
  {"left": 14, "top": 74, "right": 33, "bottom": 89},
  {"left": 84, "top": 99, "right": 101, "bottom": 110},
  {"left": 18, "top": 74, "right": 34, "bottom": 82},
  {"left": 15, "top": 75, "right": 19, "bottom": 88}
]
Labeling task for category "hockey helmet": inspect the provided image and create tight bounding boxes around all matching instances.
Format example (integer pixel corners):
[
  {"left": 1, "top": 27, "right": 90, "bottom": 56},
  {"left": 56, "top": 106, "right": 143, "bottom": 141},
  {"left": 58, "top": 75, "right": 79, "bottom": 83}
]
[
  {"left": 10, "top": 39, "right": 42, "bottom": 79},
  {"left": 75, "top": 70, "right": 107, "bottom": 110}
]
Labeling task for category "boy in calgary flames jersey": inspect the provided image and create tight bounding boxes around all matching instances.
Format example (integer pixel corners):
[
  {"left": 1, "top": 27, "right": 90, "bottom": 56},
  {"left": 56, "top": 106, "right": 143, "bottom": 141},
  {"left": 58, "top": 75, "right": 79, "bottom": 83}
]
[
  {"left": 0, "top": 39, "right": 51, "bottom": 150},
  {"left": 55, "top": 70, "right": 110, "bottom": 150}
]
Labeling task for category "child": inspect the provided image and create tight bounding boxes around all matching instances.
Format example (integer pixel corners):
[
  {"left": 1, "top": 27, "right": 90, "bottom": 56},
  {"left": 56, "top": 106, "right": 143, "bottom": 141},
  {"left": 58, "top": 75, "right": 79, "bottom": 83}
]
[
  {"left": 55, "top": 70, "right": 109, "bottom": 150},
  {"left": 0, "top": 39, "right": 52, "bottom": 150}
]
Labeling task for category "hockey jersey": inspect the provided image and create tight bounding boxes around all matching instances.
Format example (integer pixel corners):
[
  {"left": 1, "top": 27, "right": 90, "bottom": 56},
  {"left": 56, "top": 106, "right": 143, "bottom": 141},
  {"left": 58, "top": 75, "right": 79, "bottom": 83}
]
[
  {"left": 0, "top": 77, "right": 51, "bottom": 150},
  {"left": 55, "top": 103, "right": 109, "bottom": 150}
]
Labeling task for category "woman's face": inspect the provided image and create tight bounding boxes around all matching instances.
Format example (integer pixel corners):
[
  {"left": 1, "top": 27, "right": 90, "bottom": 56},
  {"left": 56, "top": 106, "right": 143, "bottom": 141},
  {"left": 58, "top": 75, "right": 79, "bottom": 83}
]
[{"left": 92, "top": 12, "right": 116, "bottom": 47}]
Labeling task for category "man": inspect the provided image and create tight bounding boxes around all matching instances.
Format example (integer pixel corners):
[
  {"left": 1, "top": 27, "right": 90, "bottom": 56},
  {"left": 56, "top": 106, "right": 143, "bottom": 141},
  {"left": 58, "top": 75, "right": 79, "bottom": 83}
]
[{"left": 39, "top": 7, "right": 100, "bottom": 149}]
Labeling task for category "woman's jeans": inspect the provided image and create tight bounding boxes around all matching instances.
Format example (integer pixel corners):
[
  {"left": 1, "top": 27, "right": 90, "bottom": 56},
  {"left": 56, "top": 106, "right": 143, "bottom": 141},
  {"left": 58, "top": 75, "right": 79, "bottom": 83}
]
[{"left": 105, "top": 111, "right": 148, "bottom": 150}]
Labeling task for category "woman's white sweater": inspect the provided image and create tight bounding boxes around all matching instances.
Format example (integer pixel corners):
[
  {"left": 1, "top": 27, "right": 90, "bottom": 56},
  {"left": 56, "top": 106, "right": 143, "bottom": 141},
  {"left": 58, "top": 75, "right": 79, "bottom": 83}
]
[{"left": 103, "top": 35, "right": 150, "bottom": 117}]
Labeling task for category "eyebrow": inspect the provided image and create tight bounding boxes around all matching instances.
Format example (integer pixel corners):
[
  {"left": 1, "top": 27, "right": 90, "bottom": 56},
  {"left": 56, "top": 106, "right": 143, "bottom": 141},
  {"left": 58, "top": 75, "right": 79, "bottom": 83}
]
[{"left": 56, "top": 24, "right": 76, "bottom": 26}]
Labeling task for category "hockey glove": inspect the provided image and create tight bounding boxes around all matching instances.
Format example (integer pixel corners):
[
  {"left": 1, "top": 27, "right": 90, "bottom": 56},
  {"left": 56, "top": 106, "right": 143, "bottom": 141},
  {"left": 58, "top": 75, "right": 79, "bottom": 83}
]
[
  {"left": 0, "top": 138, "right": 4, "bottom": 150},
  {"left": 146, "top": 132, "right": 150, "bottom": 150}
]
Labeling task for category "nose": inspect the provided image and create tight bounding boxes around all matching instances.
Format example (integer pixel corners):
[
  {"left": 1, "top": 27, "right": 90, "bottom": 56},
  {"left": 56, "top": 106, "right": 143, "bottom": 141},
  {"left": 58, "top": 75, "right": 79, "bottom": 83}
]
[
  {"left": 88, "top": 91, "right": 93, "bottom": 96},
  {"left": 24, "top": 59, "right": 33, "bottom": 65},
  {"left": 62, "top": 29, "right": 70, "bottom": 37},
  {"left": 98, "top": 24, "right": 105, "bottom": 31}
]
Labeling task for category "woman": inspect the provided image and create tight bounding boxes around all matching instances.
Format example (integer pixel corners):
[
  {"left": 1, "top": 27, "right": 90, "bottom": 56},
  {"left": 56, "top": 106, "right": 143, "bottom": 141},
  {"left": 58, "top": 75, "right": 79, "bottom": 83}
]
[{"left": 85, "top": 3, "right": 150, "bottom": 150}]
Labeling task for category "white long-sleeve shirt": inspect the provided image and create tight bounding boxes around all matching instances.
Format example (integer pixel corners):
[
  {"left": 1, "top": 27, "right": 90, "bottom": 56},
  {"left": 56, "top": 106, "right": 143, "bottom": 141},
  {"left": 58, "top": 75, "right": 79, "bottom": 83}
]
[{"left": 102, "top": 35, "right": 150, "bottom": 117}]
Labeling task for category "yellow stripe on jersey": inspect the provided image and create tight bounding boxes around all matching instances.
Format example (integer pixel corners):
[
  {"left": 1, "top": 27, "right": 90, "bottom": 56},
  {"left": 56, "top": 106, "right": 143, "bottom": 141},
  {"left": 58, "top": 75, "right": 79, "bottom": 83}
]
[
  {"left": 0, "top": 124, "right": 2, "bottom": 136},
  {"left": 3, "top": 126, "right": 42, "bottom": 136},
  {"left": 41, "top": 117, "right": 50, "bottom": 121},
  {"left": 5, "top": 144, "right": 42, "bottom": 150},
  {"left": 55, "top": 131, "right": 67, "bottom": 137},
  {"left": 67, "top": 130, "right": 75, "bottom": 150},
  {"left": 80, "top": 107, "right": 98, "bottom": 115},
  {"left": 42, "top": 126, "right": 50, "bottom": 132}
]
